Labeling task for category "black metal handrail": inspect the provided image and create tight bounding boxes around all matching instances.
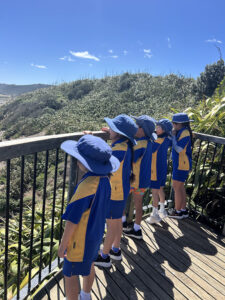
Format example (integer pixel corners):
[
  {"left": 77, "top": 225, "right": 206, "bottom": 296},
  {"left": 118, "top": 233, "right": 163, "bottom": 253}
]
[{"left": 0, "top": 130, "right": 224, "bottom": 300}]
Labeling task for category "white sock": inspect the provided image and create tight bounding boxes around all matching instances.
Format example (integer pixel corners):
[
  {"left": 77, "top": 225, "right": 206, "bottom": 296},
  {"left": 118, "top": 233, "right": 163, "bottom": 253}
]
[
  {"left": 159, "top": 202, "right": 165, "bottom": 211},
  {"left": 80, "top": 290, "right": 91, "bottom": 300},
  {"left": 134, "top": 223, "right": 140, "bottom": 231},
  {"left": 122, "top": 215, "right": 126, "bottom": 223},
  {"left": 152, "top": 207, "right": 158, "bottom": 216}
]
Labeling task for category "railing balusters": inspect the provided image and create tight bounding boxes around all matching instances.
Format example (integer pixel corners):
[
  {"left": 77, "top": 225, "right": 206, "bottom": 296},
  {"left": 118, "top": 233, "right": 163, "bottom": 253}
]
[
  {"left": 4, "top": 160, "right": 10, "bottom": 300},
  {"left": 28, "top": 152, "right": 37, "bottom": 293},
  {"left": 49, "top": 149, "right": 59, "bottom": 272},
  {"left": 16, "top": 156, "right": 25, "bottom": 300},
  {"left": 214, "top": 144, "right": 225, "bottom": 192},
  {"left": 39, "top": 150, "right": 49, "bottom": 283},
  {"left": 58, "top": 153, "right": 68, "bottom": 266},
  {"left": 205, "top": 143, "right": 217, "bottom": 199}
]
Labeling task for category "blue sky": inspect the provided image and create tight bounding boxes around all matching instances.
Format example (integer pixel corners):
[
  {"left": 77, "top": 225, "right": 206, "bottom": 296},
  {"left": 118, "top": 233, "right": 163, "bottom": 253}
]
[{"left": 0, "top": 0, "right": 225, "bottom": 84}]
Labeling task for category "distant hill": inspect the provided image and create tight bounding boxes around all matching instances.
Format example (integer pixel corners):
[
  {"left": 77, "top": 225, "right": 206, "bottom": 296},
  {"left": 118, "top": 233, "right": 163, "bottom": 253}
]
[
  {"left": 0, "top": 83, "right": 51, "bottom": 96},
  {"left": 0, "top": 73, "right": 196, "bottom": 140}
]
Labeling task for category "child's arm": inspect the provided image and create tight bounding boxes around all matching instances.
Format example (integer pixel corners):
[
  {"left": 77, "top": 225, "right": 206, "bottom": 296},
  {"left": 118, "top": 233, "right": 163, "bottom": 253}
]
[{"left": 58, "top": 221, "right": 78, "bottom": 258}]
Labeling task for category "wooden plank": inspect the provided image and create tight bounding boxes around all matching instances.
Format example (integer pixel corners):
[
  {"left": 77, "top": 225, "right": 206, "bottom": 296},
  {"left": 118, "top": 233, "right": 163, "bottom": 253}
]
[
  {"left": 193, "top": 132, "right": 225, "bottom": 145},
  {"left": 165, "top": 218, "right": 225, "bottom": 270},
  {"left": 114, "top": 258, "right": 158, "bottom": 300},
  {"left": 0, "top": 131, "right": 108, "bottom": 161},
  {"left": 92, "top": 274, "right": 114, "bottom": 300},
  {"left": 141, "top": 221, "right": 225, "bottom": 298},
  {"left": 94, "top": 266, "right": 129, "bottom": 300},
  {"left": 159, "top": 219, "right": 225, "bottom": 285},
  {"left": 127, "top": 229, "right": 210, "bottom": 300},
  {"left": 120, "top": 239, "right": 184, "bottom": 299},
  {"left": 183, "top": 218, "right": 225, "bottom": 252}
]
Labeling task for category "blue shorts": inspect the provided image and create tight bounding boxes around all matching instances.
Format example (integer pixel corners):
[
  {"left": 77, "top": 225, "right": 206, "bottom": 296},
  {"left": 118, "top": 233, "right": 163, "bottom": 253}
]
[
  {"left": 106, "top": 199, "right": 126, "bottom": 219},
  {"left": 63, "top": 257, "right": 93, "bottom": 277},
  {"left": 150, "top": 175, "right": 167, "bottom": 189},
  {"left": 172, "top": 169, "right": 189, "bottom": 182}
]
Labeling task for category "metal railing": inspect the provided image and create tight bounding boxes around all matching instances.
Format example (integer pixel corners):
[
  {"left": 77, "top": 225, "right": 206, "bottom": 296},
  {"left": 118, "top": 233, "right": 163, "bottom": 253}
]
[{"left": 0, "top": 131, "right": 224, "bottom": 300}]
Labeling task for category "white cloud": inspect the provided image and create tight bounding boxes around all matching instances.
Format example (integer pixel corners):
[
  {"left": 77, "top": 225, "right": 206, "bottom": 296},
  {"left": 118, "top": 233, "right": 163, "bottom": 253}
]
[
  {"left": 167, "top": 37, "right": 172, "bottom": 48},
  {"left": 31, "top": 63, "right": 47, "bottom": 69},
  {"left": 110, "top": 55, "right": 118, "bottom": 59},
  {"left": 206, "top": 38, "right": 222, "bottom": 44},
  {"left": 70, "top": 50, "right": 100, "bottom": 61},
  {"left": 123, "top": 50, "right": 128, "bottom": 55},
  {"left": 108, "top": 49, "right": 113, "bottom": 53},
  {"left": 59, "top": 56, "right": 75, "bottom": 62},
  {"left": 143, "top": 49, "right": 152, "bottom": 58}
]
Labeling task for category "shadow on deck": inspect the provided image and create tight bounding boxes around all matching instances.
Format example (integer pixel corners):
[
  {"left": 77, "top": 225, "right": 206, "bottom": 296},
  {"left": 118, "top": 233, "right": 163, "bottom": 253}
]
[{"left": 40, "top": 217, "right": 225, "bottom": 300}]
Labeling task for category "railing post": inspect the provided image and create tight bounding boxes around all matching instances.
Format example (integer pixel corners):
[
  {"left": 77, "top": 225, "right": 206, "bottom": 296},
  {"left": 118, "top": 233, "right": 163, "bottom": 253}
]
[{"left": 68, "top": 157, "right": 78, "bottom": 202}]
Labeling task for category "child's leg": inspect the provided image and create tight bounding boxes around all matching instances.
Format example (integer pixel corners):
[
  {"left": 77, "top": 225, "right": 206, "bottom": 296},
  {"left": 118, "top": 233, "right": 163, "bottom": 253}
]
[
  {"left": 82, "top": 263, "right": 95, "bottom": 296},
  {"left": 112, "top": 218, "right": 123, "bottom": 248},
  {"left": 64, "top": 275, "right": 79, "bottom": 300},
  {"left": 181, "top": 184, "right": 187, "bottom": 209},
  {"left": 152, "top": 189, "right": 160, "bottom": 209},
  {"left": 172, "top": 180, "right": 184, "bottom": 211},
  {"left": 133, "top": 193, "right": 143, "bottom": 225},
  {"left": 159, "top": 187, "right": 165, "bottom": 204},
  {"left": 102, "top": 219, "right": 117, "bottom": 255}
]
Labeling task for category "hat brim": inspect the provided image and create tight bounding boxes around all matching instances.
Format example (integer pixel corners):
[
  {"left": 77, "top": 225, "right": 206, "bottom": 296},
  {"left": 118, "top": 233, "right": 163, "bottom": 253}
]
[
  {"left": 60, "top": 140, "right": 120, "bottom": 174},
  {"left": 131, "top": 115, "right": 157, "bottom": 123},
  {"left": 104, "top": 117, "right": 137, "bottom": 145},
  {"left": 172, "top": 120, "right": 194, "bottom": 123}
]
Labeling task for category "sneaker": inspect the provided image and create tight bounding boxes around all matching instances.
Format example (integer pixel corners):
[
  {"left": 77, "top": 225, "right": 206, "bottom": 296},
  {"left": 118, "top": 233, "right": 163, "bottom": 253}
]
[
  {"left": 94, "top": 254, "right": 111, "bottom": 268},
  {"left": 168, "top": 209, "right": 183, "bottom": 219},
  {"left": 109, "top": 249, "right": 122, "bottom": 260},
  {"left": 159, "top": 209, "right": 168, "bottom": 219},
  {"left": 122, "top": 221, "right": 132, "bottom": 232},
  {"left": 146, "top": 214, "right": 162, "bottom": 224},
  {"left": 181, "top": 209, "right": 189, "bottom": 218},
  {"left": 124, "top": 228, "right": 143, "bottom": 239}
]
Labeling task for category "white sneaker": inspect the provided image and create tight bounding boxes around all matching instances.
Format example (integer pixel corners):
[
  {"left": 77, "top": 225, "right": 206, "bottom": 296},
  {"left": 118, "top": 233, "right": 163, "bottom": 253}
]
[
  {"left": 159, "top": 209, "right": 168, "bottom": 219},
  {"left": 146, "top": 214, "right": 162, "bottom": 224}
]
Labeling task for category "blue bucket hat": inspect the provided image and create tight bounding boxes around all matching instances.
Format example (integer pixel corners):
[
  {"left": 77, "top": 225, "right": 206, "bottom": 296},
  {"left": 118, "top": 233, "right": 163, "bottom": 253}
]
[
  {"left": 131, "top": 115, "right": 156, "bottom": 140},
  {"left": 172, "top": 113, "right": 193, "bottom": 123},
  {"left": 60, "top": 135, "right": 120, "bottom": 174},
  {"left": 156, "top": 119, "right": 173, "bottom": 134},
  {"left": 104, "top": 114, "right": 138, "bottom": 145}
]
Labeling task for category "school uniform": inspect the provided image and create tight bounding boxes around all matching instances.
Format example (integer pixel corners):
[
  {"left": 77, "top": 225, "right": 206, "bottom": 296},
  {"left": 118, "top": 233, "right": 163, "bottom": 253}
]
[
  {"left": 131, "top": 137, "right": 153, "bottom": 194},
  {"left": 172, "top": 127, "right": 192, "bottom": 182},
  {"left": 106, "top": 137, "right": 132, "bottom": 219},
  {"left": 151, "top": 133, "right": 172, "bottom": 189},
  {"left": 62, "top": 171, "right": 111, "bottom": 276}
]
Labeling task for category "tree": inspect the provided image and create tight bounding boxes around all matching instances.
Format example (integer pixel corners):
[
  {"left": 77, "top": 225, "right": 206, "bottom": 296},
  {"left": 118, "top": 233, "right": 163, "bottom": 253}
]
[{"left": 193, "top": 59, "right": 225, "bottom": 100}]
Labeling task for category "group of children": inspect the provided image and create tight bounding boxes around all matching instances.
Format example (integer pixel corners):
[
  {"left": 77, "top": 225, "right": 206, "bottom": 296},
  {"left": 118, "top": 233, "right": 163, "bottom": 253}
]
[{"left": 58, "top": 112, "right": 193, "bottom": 300}]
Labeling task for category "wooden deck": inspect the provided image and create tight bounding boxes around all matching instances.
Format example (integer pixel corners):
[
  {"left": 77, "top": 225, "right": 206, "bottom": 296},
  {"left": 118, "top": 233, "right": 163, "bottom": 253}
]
[{"left": 41, "top": 217, "right": 225, "bottom": 300}]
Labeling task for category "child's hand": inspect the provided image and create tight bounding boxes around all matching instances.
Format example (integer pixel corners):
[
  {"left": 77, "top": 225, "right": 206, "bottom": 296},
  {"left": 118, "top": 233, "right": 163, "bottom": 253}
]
[
  {"left": 58, "top": 244, "right": 67, "bottom": 258},
  {"left": 171, "top": 129, "right": 176, "bottom": 136},
  {"left": 83, "top": 130, "right": 93, "bottom": 135},
  {"left": 101, "top": 127, "right": 110, "bottom": 133}
]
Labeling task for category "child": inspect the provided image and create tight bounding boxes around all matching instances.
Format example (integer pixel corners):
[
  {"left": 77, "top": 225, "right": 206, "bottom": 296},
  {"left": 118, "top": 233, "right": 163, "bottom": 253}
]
[
  {"left": 58, "top": 135, "right": 120, "bottom": 300},
  {"left": 94, "top": 114, "right": 138, "bottom": 267},
  {"left": 123, "top": 115, "right": 156, "bottom": 239},
  {"left": 146, "top": 119, "right": 173, "bottom": 224},
  {"left": 168, "top": 113, "right": 193, "bottom": 219}
]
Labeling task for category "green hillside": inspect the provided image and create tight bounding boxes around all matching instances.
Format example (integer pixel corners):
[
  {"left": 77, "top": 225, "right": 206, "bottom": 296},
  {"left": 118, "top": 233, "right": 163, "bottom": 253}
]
[
  {"left": 0, "top": 73, "right": 196, "bottom": 140},
  {"left": 0, "top": 83, "right": 51, "bottom": 96}
]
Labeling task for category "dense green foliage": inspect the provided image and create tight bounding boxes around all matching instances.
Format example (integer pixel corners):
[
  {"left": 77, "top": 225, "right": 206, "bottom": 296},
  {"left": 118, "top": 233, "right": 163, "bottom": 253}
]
[
  {"left": 193, "top": 59, "right": 225, "bottom": 100},
  {"left": 0, "top": 73, "right": 196, "bottom": 140}
]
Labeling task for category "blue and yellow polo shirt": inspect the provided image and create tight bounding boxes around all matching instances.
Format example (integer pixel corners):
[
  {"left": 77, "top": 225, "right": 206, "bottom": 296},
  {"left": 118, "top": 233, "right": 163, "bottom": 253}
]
[
  {"left": 62, "top": 172, "right": 111, "bottom": 262},
  {"left": 151, "top": 134, "right": 172, "bottom": 182},
  {"left": 172, "top": 127, "right": 192, "bottom": 171},
  {"left": 132, "top": 137, "right": 153, "bottom": 189},
  {"left": 110, "top": 137, "right": 132, "bottom": 201}
]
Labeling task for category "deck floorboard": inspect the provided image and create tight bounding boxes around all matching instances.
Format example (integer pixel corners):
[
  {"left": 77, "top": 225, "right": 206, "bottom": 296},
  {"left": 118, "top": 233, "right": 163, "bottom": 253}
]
[{"left": 41, "top": 217, "right": 225, "bottom": 300}]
